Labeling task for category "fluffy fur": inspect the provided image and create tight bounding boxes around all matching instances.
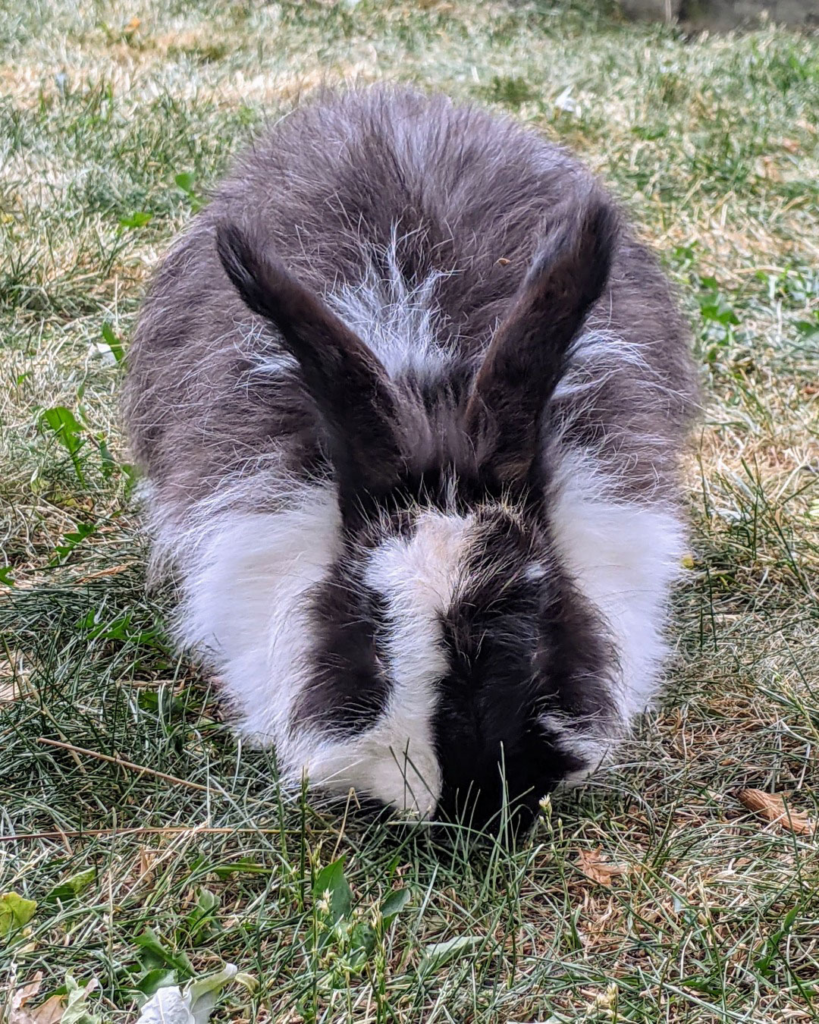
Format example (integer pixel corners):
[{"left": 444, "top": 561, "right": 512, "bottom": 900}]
[{"left": 124, "top": 87, "right": 698, "bottom": 830}]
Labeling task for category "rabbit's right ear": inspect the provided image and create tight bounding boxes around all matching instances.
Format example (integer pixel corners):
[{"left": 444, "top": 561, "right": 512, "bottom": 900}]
[
  {"left": 465, "top": 195, "right": 619, "bottom": 486},
  {"left": 216, "top": 222, "right": 403, "bottom": 499}
]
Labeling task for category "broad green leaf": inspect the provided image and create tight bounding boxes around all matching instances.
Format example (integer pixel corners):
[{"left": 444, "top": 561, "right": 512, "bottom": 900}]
[
  {"left": 101, "top": 323, "right": 124, "bottom": 362},
  {"left": 0, "top": 892, "right": 37, "bottom": 937},
  {"left": 135, "top": 928, "right": 194, "bottom": 977},
  {"left": 174, "top": 172, "right": 196, "bottom": 194},
  {"left": 40, "top": 407, "right": 83, "bottom": 456},
  {"left": 135, "top": 968, "right": 178, "bottom": 999},
  {"left": 46, "top": 867, "right": 95, "bottom": 903},
  {"left": 59, "top": 975, "right": 100, "bottom": 1024},
  {"left": 40, "top": 407, "right": 86, "bottom": 484},
  {"left": 119, "top": 211, "right": 152, "bottom": 230},
  {"left": 174, "top": 172, "right": 202, "bottom": 211},
  {"left": 381, "top": 887, "right": 410, "bottom": 923},
  {"left": 313, "top": 856, "right": 352, "bottom": 923}
]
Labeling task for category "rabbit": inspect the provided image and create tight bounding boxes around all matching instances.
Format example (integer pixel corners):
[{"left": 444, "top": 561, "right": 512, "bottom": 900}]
[{"left": 124, "top": 87, "right": 698, "bottom": 830}]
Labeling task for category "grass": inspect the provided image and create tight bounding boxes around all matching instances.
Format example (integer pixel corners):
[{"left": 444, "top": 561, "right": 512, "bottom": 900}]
[{"left": 1, "top": 0, "right": 817, "bottom": 1020}]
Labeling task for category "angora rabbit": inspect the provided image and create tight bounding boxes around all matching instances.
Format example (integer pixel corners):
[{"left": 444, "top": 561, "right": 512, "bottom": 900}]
[{"left": 124, "top": 88, "right": 697, "bottom": 829}]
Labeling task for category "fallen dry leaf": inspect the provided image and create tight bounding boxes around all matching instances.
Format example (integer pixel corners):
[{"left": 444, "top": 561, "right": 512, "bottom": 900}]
[
  {"left": 11, "top": 974, "right": 43, "bottom": 1007},
  {"left": 27, "top": 995, "right": 65, "bottom": 1024},
  {"left": 736, "top": 789, "right": 814, "bottom": 836},
  {"left": 5, "top": 973, "right": 64, "bottom": 1024},
  {"left": 576, "top": 849, "right": 634, "bottom": 887}
]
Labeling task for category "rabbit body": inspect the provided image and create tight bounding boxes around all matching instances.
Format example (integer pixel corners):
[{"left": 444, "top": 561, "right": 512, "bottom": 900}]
[{"left": 124, "top": 88, "right": 697, "bottom": 827}]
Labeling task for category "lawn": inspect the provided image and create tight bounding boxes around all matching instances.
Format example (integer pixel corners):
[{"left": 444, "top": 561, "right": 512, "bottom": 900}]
[{"left": 1, "top": 1, "right": 818, "bottom": 1021}]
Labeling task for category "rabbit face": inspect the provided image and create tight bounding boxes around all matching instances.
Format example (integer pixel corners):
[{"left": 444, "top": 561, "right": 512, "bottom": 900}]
[
  {"left": 213, "top": 196, "right": 622, "bottom": 827},
  {"left": 295, "top": 470, "right": 614, "bottom": 829}
]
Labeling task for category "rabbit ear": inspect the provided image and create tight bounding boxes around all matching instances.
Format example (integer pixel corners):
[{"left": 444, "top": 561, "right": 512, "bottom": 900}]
[
  {"left": 465, "top": 195, "right": 620, "bottom": 485},
  {"left": 216, "top": 222, "right": 403, "bottom": 497}
]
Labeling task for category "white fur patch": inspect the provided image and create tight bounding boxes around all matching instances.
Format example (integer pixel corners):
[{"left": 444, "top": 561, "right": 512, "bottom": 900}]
[
  {"left": 314, "top": 509, "right": 473, "bottom": 815},
  {"left": 325, "top": 234, "right": 453, "bottom": 381},
  {"left": 159, "top": 483, "right": 474, "bottom": 815},
  {"left": 173, "top": 486, "right": 341, "bottom": 746},
  {"left": 547, "top": 450, "right": 685, "bottom": 765}
]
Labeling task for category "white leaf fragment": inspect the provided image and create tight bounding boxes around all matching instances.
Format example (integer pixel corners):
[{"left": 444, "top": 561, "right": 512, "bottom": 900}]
[
  {"left": 136, "top": 965, "right": 238, "bottom": 1024},
  {"left": 87, "top": 342, "right": 117, "bottom": 365}
]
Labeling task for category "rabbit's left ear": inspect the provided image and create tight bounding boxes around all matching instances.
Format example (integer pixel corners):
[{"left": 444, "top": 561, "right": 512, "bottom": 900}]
[
  {"left": 216, "top": 222, "right": 404, "bottom": 501},
  {"left": 465, "top": 194, "right": 619, "bottom": 485}
]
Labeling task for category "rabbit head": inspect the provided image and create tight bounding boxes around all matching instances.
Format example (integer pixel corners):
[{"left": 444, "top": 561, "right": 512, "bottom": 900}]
[{"left": 214, "top": 197, "right": 622, "bottom": 831}]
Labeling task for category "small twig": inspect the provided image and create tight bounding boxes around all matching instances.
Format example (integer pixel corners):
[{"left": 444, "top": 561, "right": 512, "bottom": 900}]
[
  {"left": 0, "top": 826, "right": 284, "bottom": 842},
  {"left": 73, "top": 563, "right": 134, "bottom": 584},
  {"left": 37, "top": 736, "right": 211, "bottom": 793}
]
